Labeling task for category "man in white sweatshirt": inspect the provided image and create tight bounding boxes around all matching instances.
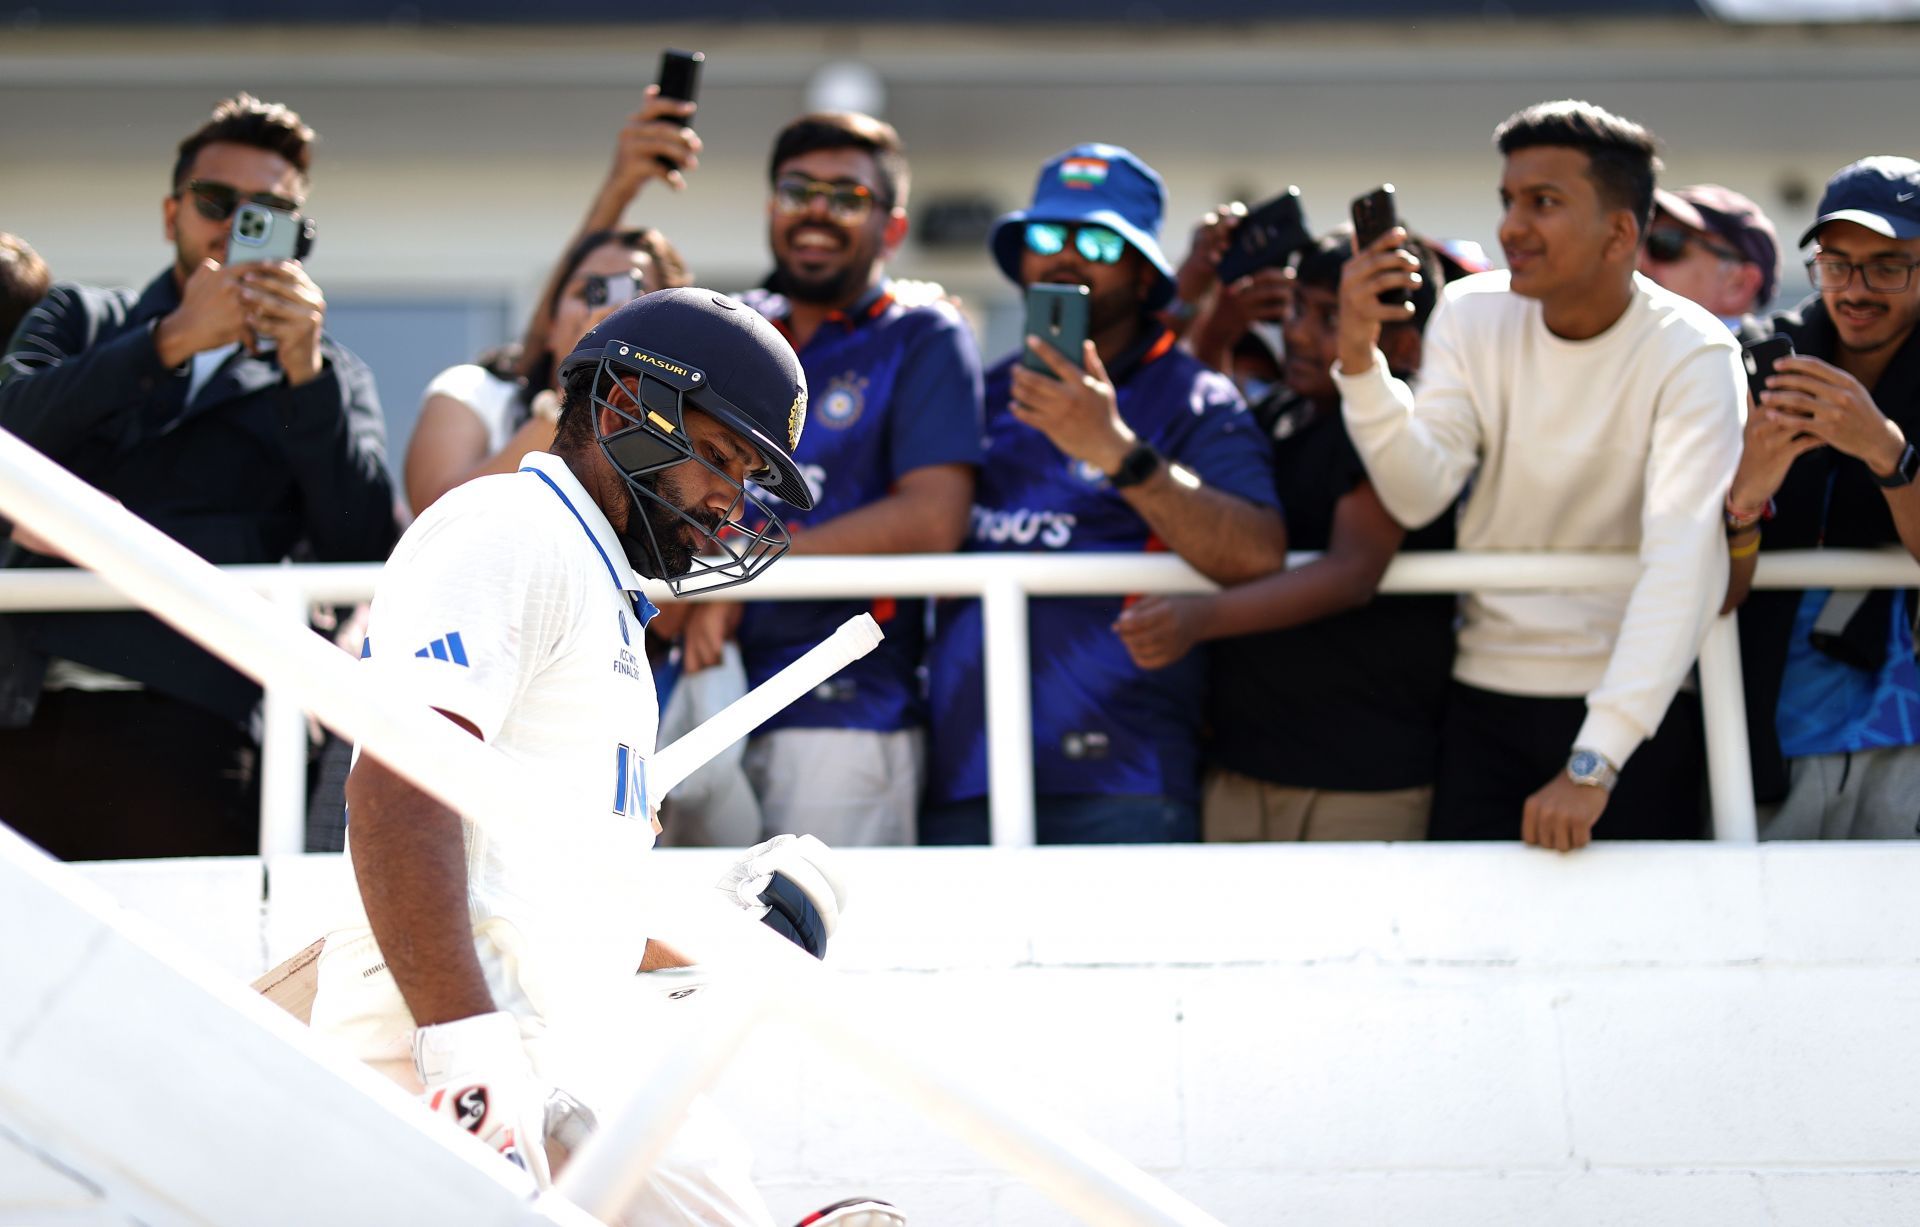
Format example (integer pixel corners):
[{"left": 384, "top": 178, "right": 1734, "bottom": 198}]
[{"left": 1331, "top": 99, "right": 1745, "bottom": 851}]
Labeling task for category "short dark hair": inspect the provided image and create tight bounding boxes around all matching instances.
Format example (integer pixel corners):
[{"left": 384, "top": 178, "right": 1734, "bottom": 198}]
[
  {"left": 1494, "top": 99, "right": 1661, "bottom": 235},
  {"left": 521, "top": 227, "right": 693, "bottom": 398},
  {"left": 555, "top": 361, "right": 601, "bottom": 453},
  {"left": 1295, "top": 232, "right": 1445, "bottom": 332},
  {"left": 769, "top": 112, "right": 910, "bottom": 211},
  {"left": 172, "top": 93, "right": 316, "bottom": 192},
  {"left": 0, "top": 233, "right": 51, "bottom": 349}
]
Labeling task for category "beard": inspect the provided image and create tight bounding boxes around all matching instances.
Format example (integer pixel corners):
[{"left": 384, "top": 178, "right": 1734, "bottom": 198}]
[
  {"left": 769, "top": 259, "right": 869, "bottom": 306},
  {"left": 619, "top": 466, "right": 724, "bottom": 579}
]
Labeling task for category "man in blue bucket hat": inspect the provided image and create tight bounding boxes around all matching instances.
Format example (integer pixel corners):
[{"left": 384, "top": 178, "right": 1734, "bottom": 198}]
[{"left": 923, "top": 143, "right": 1287, "bottom": 846}]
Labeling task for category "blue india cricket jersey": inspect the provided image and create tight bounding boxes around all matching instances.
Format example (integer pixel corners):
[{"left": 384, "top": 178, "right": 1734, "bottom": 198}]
[
  {"left": 925, "top": 326, "right": 1280, "bottom": 805},
  {"left": 736, "top": 283, "right": 985, "bottom": 732}
]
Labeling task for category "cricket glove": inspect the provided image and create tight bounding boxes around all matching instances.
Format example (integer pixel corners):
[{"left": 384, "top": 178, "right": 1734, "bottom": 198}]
[
  {"left": 413, "top": 1010, "right": 596, "bottom": 1187},
  {"left": 716, "top": 833, "right": 847, "bottom": 959}
]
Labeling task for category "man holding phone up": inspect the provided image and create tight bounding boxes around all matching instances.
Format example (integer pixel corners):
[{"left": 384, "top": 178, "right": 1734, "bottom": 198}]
[
  {"left": 0, "top": 94, "right": 395, "bottom": 860},
  {"left": 1333, "top": 100, "right": 1744, "bottom": 850},
  {"left": 922, "top": 143, "right": 1286, "bottom": 845},
  {"left": 1722, "top": 157, "right": 1920, "bottom": 838},
  {"left": 675, "top": 112, "right": 984, "bottom": 848}
]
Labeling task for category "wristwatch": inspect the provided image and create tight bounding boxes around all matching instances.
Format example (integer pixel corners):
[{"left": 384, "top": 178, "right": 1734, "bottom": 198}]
[
  {"left": 1871, "top": 441, "right": 1918, "bottom": 489},
  {"left": 1566, "top": 748, "right": 1619, "bottom": 791},
  {"left": 1109, "top": 442, "right": 1165, "bottom": 490}
]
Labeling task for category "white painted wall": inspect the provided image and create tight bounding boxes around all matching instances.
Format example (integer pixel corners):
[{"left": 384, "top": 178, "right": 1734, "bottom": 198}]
[{"left": 8, "top": 843, "right": 1915, "bottom": 1226}]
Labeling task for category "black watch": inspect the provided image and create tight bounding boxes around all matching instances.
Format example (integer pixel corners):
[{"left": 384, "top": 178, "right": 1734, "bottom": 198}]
[
  {"left": 1109, "top": 442, "right": 1164, "bottom": 490},
  {"left": 1872, "top": 441, "right": 1919, "bottom": 489}
]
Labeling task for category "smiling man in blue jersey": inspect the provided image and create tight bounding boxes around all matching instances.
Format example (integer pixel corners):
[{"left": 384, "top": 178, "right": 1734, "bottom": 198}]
[
  {"left": 922, "top": 143, "right": 1288, "bottom": 845},
  {"left": 674, "top": 112, "right": 984, "bottom": 847}
]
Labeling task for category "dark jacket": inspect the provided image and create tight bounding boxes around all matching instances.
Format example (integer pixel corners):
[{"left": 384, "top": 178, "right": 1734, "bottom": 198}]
[
  {"left": 0, "top": 270, "right": 398, "bottom": 730},
  {"left": 1736, "top": 297, "right": 1920, "bottom": 800}
]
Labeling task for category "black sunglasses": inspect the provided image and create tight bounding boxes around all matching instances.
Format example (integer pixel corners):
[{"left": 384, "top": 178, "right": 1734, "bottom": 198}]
[
  {"left": 182, "top": 179, "right": 302, "bottom": 223},
  {"left": 1645, "top": 225, "right": 1740, "bottom": 266}
]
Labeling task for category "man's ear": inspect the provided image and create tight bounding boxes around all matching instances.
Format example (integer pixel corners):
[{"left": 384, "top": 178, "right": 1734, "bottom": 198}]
[
  {"left": 163, "top": 191, "right": 179, "bottom": 245},
  {"left": 1729, "top": 261, "right": 1765, "bottom": 312},
  {"left": 882, "top": 208, "right": 910, "bottom": 256},
  {"left": 1605, "top": 209, "right": 1643, "bottom": 266}
]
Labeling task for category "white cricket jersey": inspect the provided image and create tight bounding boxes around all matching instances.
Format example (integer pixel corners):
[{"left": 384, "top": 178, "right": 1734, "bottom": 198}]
[{"left": 345, "top": 450, "right": 664, "bottom": 1013}]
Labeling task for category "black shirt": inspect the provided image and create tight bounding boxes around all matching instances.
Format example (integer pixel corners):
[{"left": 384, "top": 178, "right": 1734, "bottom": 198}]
[{"left": 1206, "top": 390, "right": 1456, "bottom": 791}]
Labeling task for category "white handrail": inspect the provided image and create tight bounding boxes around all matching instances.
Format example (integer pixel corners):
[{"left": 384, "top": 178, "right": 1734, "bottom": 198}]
[
  {"left": 0, "top": 426, "right": 1232, "bottom": 1226},
  {"left": 3, "top": 549, "right": 1918, "bottom": 854}
]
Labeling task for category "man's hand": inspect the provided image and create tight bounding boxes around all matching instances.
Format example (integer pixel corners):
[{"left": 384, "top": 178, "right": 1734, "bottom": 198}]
[
  {"left": 717, "top": 833, "right": 847, "bottom": 959},
  {"left": 1216, "top": 266, "right": 1295, "bottom": 329},
  {"left": 240, "top": 262, "right": 327, "bottom": 386},
  {"left": 414, "top": 1010, "right": 590, "bottom": 1187},
  {"left": 1171, "top": 201, "right": 1246, "bottom": 309},
  {"left": 1729, "top": 385, "right": 1826, "bottom": 513},
  {"left": 608, "top": 85, "right": 702, "bottom": 193},
  {"left": 152, "top": 259, "right": 250, "bottom": 368},
  {"left": 1114, "top": 595, "right": 1209, "bottom": 670},
  {"left": 1010, "top": 338, "right": 1135, "bottom": 477},
  {"left": 681, "top": 601, "right": 743, "bottom": 673},
  {"left": 1761, "top": 354, "right": 1907, "bottom": 477},
  {"left": 1335, "top": 226, "right": 1422, "bottom": 377},
  {"left": 1521, "top": 773, "right": 1609, "bottom": 852}
]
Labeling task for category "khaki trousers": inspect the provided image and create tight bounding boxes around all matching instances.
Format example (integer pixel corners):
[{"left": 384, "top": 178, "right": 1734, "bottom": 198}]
[{"left": 1202, "top": 767, "right": 1431, "bottom": 843}]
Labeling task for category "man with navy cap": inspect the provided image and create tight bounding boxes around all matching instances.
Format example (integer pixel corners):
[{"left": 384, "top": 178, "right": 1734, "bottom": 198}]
[
  {"left": 922, "top": 143, "right": 1286, "bottom": 845},
  {"left": 1639, "top": 183, "right": 1781, "bottom": 324},
  {"left": 312, "top": 288, "right": 886, "bottom": 1223},
  {"left": 1723, "top": 156, "right": 1920, "bottom": 838}
]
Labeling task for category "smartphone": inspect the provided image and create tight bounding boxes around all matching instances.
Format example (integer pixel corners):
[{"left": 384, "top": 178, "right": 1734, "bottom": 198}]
[
  {"left": 1022, "top": 284, "right": 1091, "bottom": 376},
  {"left": 1350, "top": 185, "right": 1408, "bottom": 307},
  {"left": 655, "top": 49, "right": 704, "bottom": 171},
  {"left": 1215, "top": 187, "right": 1312, "bottom": 286},
  {"left": 1742, "top": 333, "right": 1795, "bottom": 404},
  {"left": 225, "top": 201, "right": 306, "bottom": 266}
]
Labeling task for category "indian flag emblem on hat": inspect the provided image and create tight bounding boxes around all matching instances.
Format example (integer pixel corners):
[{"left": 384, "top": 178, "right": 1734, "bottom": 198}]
[{"left": 1060, "top": 157, "right": 1109, "bottom": 189}]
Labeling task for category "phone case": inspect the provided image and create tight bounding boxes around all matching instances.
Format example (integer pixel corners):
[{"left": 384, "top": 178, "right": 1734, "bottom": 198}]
[
  {"left": 1350, "top": 185, "right": 1409, "bottom": 307},
  {"left": 225, "top": 202, "right": 302, "bottom": 266},
  {"left": 1215, "top": 189, "right": 1311, "bottom": 286},
  {"left": 657, "top": 49, "right": 704, "bottom": 102},
  {"left": 1022, "top": 284, "right": 1090, "bottom": 376},
  {"left": 1742, "top": 334, "right": 1794, "bottom": 403}
]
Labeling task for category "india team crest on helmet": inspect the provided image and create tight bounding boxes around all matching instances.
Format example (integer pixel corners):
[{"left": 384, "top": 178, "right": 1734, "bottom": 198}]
[
  {"left": 818, "top": 371, "right": 868, "bottom": 431},
  {"left": 788, "top": 386, "right": 807, "bottom": 451}
]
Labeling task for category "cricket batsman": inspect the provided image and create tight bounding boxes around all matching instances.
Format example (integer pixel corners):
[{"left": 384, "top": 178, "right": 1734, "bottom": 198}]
[{"left": 307, "top": 289, "right": 894, "bottom": 1226}]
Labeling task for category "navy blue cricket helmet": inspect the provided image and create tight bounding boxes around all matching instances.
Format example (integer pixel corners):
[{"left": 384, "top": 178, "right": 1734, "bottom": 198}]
[{"left": 558, "top": 288, "right": 812, "bottom": 596}]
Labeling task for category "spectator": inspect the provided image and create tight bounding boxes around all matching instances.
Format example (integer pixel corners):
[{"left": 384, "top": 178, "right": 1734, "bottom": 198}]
[
  {"left": 405, "top": 226, "right": 690, "bottom": 514},
  {"left": 1724, "top": 156, "right": 1920, "bottom": 838},
  {"left": 1117, "top": 232, "right": 1455, "bottom": 842},
  {"left": 1639, "top": 183, "right": 1781, "bottom": 323},
  {"left": 1333, "top": 99, "right": 1744, "bottom": 851},
  {"left": 0, "top": 93, "right": 396, "bottom": 860},
  {"left": 0, "top": 233, "right": 50, "bottom": 349},
  {"left": 675, "top": 112, "right": 982, "bottom": 848},
  {"left": 404, "top": 90, "right": 699, "bottom": 514},
  {"left": 922, "top": 142, "right": 1287, "bottom": 846}
]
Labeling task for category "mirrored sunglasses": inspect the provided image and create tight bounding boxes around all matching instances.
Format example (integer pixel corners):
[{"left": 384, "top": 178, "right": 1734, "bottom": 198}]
[
  {"left": 1026, "top": 222, "right": 1127, "bottom": 265},
  {"left": 183, "top": 179, "right": 301, "bottom": 223}
]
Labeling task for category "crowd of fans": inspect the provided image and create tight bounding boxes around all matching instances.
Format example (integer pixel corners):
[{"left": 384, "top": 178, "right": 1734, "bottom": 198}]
[{"left": 3, "top": 87, "right": 1917, "bottom": 861}]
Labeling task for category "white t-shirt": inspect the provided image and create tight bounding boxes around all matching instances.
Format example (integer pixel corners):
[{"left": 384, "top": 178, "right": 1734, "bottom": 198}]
[
  {"left": 421, "top": 362, "right": 523, "bottom": 454},
  {"left": 1334, "top": 270, "right": 1745, "bottom": 767},
  {"left": 343, "top": 450, "right": 663, "bottom": 1009}
]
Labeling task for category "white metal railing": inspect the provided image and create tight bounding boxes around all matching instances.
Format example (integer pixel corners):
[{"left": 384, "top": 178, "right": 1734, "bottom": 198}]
[{"left": 3, "top": 549, "right": 1917, "bottom": 856}]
